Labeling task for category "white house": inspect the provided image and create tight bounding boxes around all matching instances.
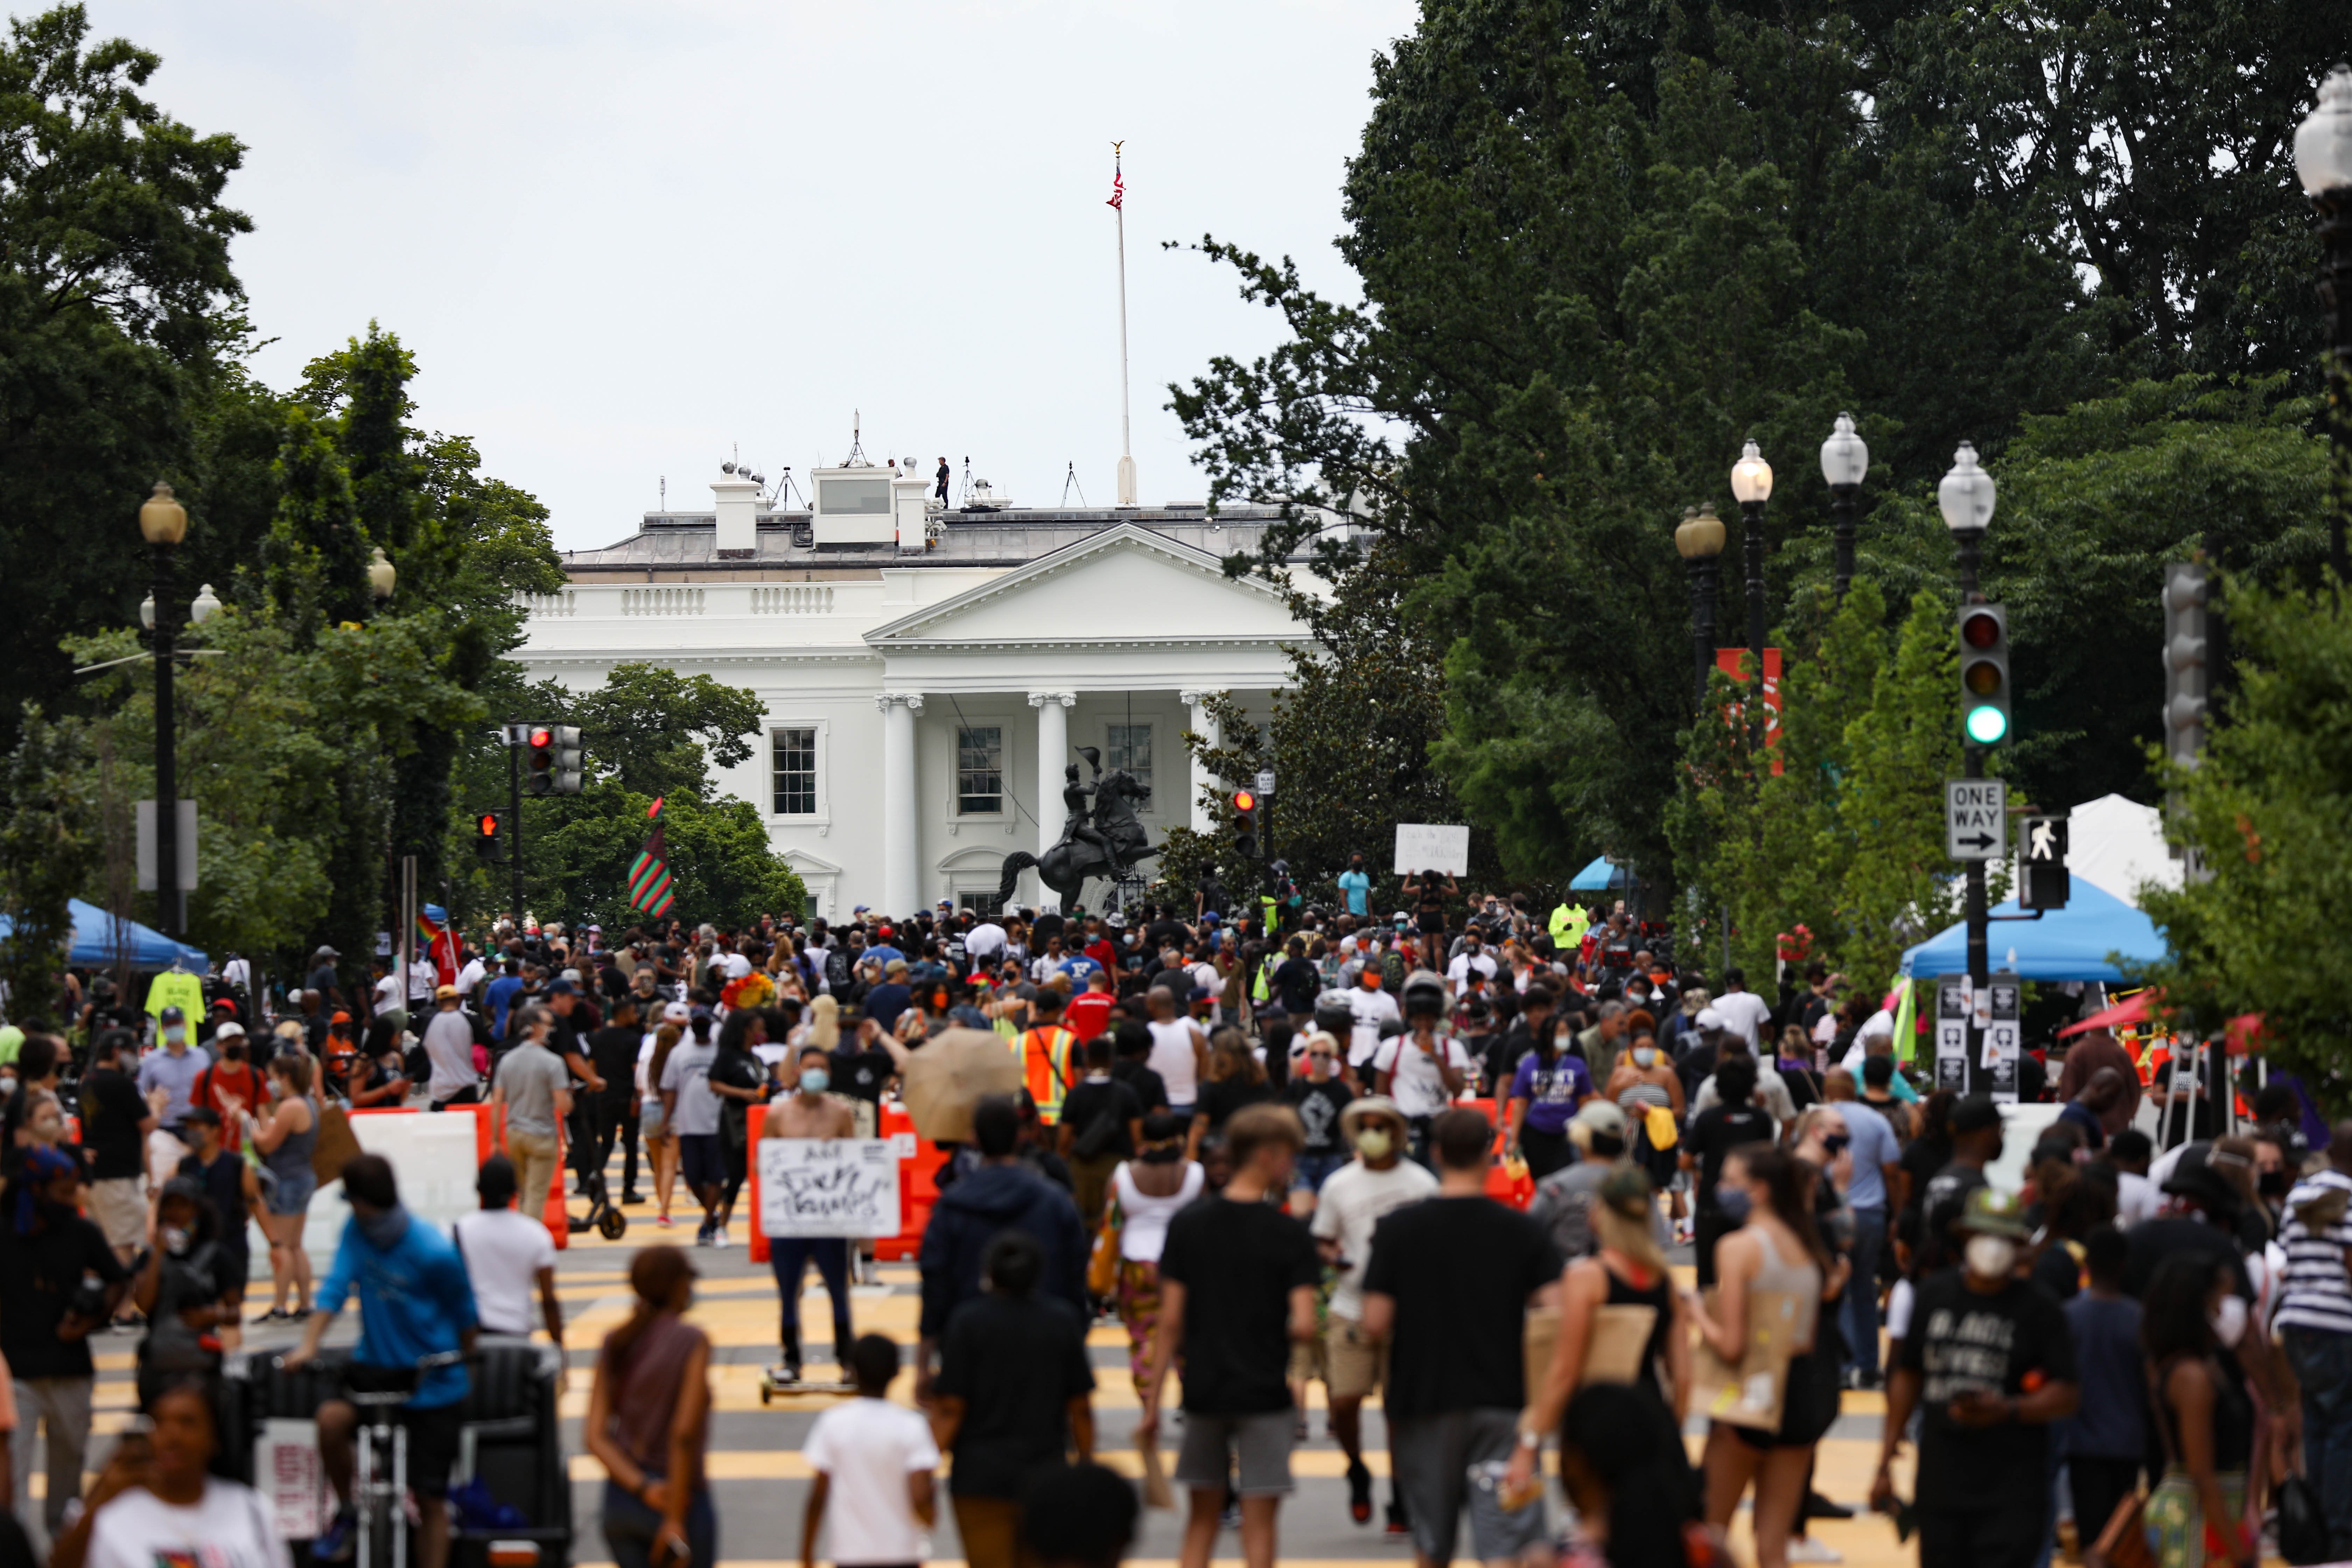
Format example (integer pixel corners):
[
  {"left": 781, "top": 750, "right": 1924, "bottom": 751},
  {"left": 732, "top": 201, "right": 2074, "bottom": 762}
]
[{"left": 511, "top": 463, "right": 1336, "bottom": 919}]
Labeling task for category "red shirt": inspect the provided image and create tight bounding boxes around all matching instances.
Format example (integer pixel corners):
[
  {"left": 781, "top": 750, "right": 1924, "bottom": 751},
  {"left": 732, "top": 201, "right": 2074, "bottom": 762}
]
[
  {"left": 1066, "top": 992, "right": 1115, "bottom": 1042},
  {"left": 1084, "top": 938, "right": 1119, "bottom": 976},
  {"left": 194, "top": 1059, "right": 262, "bottom": 1122}
]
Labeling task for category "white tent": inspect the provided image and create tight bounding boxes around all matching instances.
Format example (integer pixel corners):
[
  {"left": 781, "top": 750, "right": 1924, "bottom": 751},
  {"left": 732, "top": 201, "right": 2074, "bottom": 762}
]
[{"left": 2050, "top": 793, "right": 2182, "bottom": 909}]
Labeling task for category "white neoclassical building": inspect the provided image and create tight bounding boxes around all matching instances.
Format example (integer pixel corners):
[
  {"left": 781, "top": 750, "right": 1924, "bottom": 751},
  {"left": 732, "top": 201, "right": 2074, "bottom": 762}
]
[{"left": 512, "top": 462, "right": 1338, "bottom": 918}]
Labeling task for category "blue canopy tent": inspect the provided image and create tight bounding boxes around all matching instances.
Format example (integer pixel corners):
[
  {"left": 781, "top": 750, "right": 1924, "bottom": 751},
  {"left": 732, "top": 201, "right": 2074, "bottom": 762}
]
[
  {"left": 0, "top": 898, "right": 208, "bottom": 972},
  {"left": 1569, "top": 855, "right": 1632, "bottom": 891},
  {"left": 1897, "top": 878, "right": 2164, "bottom": 983}
]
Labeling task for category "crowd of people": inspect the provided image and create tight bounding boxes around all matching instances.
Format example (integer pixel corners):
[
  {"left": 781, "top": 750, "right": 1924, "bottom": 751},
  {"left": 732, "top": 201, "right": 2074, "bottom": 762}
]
[{"left": 0, "top": 873, "right": 2340, "bottom": 1568}]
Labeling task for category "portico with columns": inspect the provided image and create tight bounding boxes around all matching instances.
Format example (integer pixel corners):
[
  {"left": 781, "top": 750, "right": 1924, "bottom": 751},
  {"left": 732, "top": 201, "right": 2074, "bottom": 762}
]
[{"left": 515, "top": 516, "right": 1319, "bottom": 919}]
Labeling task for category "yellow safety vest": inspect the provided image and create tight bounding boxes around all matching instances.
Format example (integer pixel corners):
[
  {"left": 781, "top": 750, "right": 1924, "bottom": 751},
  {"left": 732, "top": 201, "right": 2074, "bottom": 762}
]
[{"left": 1019, "top": 1026, "right": 1078, "bottom": 1124}]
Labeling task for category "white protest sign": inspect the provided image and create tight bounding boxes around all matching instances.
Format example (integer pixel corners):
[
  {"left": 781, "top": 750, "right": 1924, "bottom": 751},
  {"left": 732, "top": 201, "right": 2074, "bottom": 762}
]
[
  {"left": 299, "top": 1107, "right": 485, "bottom": 1279},
  {"left": 1393, "top": 823, "right": 1471, "bottom": 877},
  {"left": 256, "top": 1418, "right": 330, "bottom": 1540},
  {"left": 758, "top": 1137, "right": 901, "bottom": 1238}
]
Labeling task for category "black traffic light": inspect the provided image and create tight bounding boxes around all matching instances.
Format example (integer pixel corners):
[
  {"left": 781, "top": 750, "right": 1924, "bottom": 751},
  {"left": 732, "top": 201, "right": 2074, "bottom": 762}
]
[
  {"left": 1958, "top": 603, "right": 2011, "bottom": 746},
  {"left": 523, "top": 723, "right": 584, "bottom": 796},
  {"left": 2018, "top": 814, "right": 2070, "bottom": 910},
  {"left": 1231, "top": 789, "right": 1260, "bottom": 861},
  {"left": 2163, "top": 562, "right": 2210, "bottom": 769},
  {"left": 474, "top": 809, "right": 507, "bottom": 862}
]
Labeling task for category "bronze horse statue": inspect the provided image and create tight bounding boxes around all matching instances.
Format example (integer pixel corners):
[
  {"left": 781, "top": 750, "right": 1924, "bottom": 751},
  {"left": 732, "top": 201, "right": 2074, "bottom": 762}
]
[{"left": 996, "top": 763, "right": 1156, "bottom": 910}]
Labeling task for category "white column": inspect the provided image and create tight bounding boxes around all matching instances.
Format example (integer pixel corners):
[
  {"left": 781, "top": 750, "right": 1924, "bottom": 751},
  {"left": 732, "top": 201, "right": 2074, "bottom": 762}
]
[
  {"left": 878, "top": 692, "right": 923, "bottom": 917},
  {"left": 1182, "top": 690, "right": 1221, "bottom": 833},
  {"left": 1029, "top": 691, "right": 1075, "bottom": 910}
]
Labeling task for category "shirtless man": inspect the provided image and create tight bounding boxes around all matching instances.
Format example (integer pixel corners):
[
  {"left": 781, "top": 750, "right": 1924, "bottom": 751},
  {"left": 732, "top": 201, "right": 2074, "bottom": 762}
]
[{"left": 761, "top": 1044, "right": 859, "bottom": 1382}]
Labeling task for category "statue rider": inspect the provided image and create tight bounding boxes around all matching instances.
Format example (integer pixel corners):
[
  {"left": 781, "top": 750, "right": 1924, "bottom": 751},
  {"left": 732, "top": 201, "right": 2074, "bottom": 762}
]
[{"left": 1058, "top": 763, "right": 1115, "bottom": 868}]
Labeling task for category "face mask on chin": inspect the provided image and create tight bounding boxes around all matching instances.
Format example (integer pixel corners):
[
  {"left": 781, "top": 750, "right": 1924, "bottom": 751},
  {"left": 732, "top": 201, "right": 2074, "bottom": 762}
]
[{"left": 2210, "top": 1292, "right": 2249, "bottom": 1347}]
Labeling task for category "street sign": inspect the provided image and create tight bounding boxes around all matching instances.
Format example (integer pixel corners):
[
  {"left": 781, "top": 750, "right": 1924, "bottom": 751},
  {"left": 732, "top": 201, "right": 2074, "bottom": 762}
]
[
  {"left": 1254, "top": 769, "right": 1276, "bottom": 796},
  {"left": 2019, "top": 814, "right": 2071, "bottom": 910},
  {"left": 1945, "top": 779, "right": 2007, "bottom": 860},
  {"left": 1934, "top": 978, "right": 1969, "bottom": 1092}
]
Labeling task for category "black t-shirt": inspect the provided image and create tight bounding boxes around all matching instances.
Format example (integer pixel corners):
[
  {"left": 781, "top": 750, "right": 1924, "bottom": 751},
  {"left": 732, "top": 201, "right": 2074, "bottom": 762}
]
[
  {"left": 1198, "top": 1076, "right": 1276, "bottom": 1133},
  {"left": 1271, "top": 958, "right": 1320, "bottom": 1014},
  {"left": 305, "top": 964, "right": 339, "bottom": 999},
  {"left": 1676, "top": 1040, "right": 1721, "bottom": 1103},
  {"left": 0, "top": 1215, "right": 129, "bottom": 1378},
  {"left": 1685, "top": 1103, "right": 1776, "bottom": 1206},
  {"left": 829, "top": 1046, "right": 898, "bottom": 1104},
  {"left": 1157, "top": 1196, "right": 1321, "bottom": 1414},
  {"left": 1059, "top": 1077, "right": 1143, "bottom": 1158},
  {"left": 1286, "top": 1077, "right": 1356, "bottom": 1155},
  {"left": 1110, "top": 1060, "right": 1171, "bottom": 1114},
  {"left": 587, "top": 1025, "right": 639, "bottom": 1092},
  {"left": 934, "top": 1293, "right": 1096, "bottom": 1496},
  {"left": 78, "top": 1067, "right": 147, "bottom": 1181},
  {"left": 1362, "top": 1196, "right": 1561, "bottom": 1418},
  {"left": 1897, "top": 1272, "right": 2077, "bottom": 1510}
]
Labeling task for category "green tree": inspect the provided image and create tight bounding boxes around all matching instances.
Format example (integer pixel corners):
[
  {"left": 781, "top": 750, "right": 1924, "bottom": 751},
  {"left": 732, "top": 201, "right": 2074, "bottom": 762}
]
[
  {"left": 0, "top": 710, "right": 101, "bottom": 1023},
  {"left": 2138, "top": 576, "right": 2352, "bottom": 1110},
  {"left": 0, "top": 5, "right": 250, "bottom": 750}
]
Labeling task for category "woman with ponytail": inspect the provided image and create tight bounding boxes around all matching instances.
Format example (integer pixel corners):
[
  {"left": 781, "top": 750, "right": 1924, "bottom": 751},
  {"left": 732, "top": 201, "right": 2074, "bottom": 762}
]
[{"left": 587, "top": 1246, "right": 714, "bottom": 1568}]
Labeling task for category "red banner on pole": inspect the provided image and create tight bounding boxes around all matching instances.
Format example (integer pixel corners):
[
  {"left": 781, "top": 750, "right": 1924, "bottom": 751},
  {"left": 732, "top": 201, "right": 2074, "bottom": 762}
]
[{"left": 1717, "top": 648, "right": 1784, "bottom": 774}]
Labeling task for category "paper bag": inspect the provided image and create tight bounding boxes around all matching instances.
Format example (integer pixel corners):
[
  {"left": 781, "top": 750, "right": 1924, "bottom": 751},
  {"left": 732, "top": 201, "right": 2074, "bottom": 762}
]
[
  {"left": 1687, "top": 1286, "right": 1803, "bottom": 1431},
  {"left": 1524, "top": 1302, "right": 1659, "bottom": 1396},
  {"left": 312, "top": 1106, "right": 362, "bottom": 1184},
  {"left": 898, "top": 1027, "right": 1024, "bottom": 1143}
]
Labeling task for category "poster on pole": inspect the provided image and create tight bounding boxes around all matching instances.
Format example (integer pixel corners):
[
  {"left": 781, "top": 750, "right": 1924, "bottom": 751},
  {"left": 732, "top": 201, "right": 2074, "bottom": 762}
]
[
  {"left": 1981, "top": 973, "right": 2022, "bottom": 1103},
  {"left": 1393, "top": 824, "right": 1471, "bottom": 877},
  {"left": 1934, "top": 978, "right": 1969, "bottom": 1093},
  {"left": 757, "top": 1138, "right": 902, "bottom": 1238}
]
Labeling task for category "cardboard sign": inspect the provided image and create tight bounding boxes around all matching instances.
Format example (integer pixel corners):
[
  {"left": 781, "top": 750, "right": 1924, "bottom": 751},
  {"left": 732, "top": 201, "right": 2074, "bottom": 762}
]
[
  {"left": 1688, "top": 1286, "right": 1808, "bottom": 1430},
  {"left": 1393, "top": 823, "right": 1471, "bottom": 876},
  {"left": 898, "top": 1027, "right": 1023, "bottom": 1142},
  {"left": 257, "top": 1418, "right": 330, "bottom": 1540},
  {"left": 757, "top": 1137, "right": 902, "bottom": 1238}
]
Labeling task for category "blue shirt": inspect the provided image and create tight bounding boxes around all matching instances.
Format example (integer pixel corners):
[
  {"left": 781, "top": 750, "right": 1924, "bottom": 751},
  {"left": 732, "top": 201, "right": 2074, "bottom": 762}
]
[
  {"left": 318, "top": 1213, "right": 479, "bottom": 1409},
  {"left": 1837, "top": 1098, "right": 1901, "bottom": 1210},
  {"left": 864, "top": 944, "right": 905, "bottom": 969},
  {"left": 485, "top": 975, "right": 524, "bottom": 1040},
  {"left": 1056, "top": 956, "right": 1102, "bottom": 983},
  {"left": 2057, "top": 1292, "right": 2145, "bottom": 1460},
  {"left": 1336, "top": 870, "right": 1371, "bottom": 917}
]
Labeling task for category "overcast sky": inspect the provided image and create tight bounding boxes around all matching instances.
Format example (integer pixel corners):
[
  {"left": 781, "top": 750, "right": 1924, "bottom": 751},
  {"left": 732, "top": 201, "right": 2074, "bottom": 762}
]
[{"left": 84, "top": 0, "right": 1419, "bottom": 550}]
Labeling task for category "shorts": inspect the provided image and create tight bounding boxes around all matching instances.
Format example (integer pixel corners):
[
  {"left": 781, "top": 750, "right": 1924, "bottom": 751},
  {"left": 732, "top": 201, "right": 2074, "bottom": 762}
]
[
  {"left": 1287, "top": 1335, "right": 1327, "bottom": 1386},
  {"left": 88, "top": 1176, "right": 147, "bottom": 1249},
  {"left": 1172, "top": 1407, "right": 1295, "bottom": 1496},
  {"left": 1325, "top": 1315, "right": 1387, "bottom": 1400},
  {"left": 399, "top": 1403, "right": 465, "bottom": 1498},
  {"left": 1391, "top": 1407, "right": 1549, "bottom": 1563},
  {"left": 639, "top": 1100, "right": 667, "bottom": 1140},
  {"left": 679, "top": 1133, "right": 725, "bottom": 1188},
  {"left": 267, "top": 1166, "right": 318, "bottom": 1216}
]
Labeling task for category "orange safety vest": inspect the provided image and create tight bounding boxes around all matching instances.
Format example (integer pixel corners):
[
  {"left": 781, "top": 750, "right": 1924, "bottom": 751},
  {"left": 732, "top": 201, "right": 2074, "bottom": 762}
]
[{"left": 1018, "top": 1026, "right": 1078, "bottom": 1124}]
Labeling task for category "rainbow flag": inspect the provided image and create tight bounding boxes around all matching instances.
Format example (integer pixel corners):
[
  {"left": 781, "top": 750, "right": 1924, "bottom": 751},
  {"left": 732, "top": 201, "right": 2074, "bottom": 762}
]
[{"left": 415, "top": 904, "right": 458, "bottom": 987}]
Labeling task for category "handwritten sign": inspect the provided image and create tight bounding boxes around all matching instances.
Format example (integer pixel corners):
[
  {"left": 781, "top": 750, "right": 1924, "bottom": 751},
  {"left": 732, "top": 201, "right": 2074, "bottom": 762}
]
[
  {"left": 256, "top": 1418, "right": 330, "bottom": 1540},
  {"left": 757, "top": 1138, "right": 901, "bottom": 1238},
  {"left": 1393, "top": 823, "right": 1471, "bottom": 877}
]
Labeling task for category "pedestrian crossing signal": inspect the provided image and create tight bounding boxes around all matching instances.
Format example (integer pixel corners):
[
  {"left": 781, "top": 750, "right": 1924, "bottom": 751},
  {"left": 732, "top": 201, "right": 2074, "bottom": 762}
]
[{"left": 474, "top": 809, "right": 507, "bottom": 862}]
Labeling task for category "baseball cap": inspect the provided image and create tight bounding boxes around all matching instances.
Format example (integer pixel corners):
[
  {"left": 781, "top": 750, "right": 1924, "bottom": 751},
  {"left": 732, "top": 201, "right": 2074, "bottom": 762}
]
[
  {"left": 544, "top": 979, "right": 578, "bottom": 996},
  {"left": 159, "top": 1005, "right": 186, "bottom": 1024},
  {"left": 1959, "top": 1186, "right": 2032, "bottom": 1238},
  {"left": 213, "top": 1021, "right": 246, "bottom": 1040},
  {"left": 434, "top": 984, "right": 458, "bottom": 999},
  {"left": 1694, "top": 1006, "right": 1726, "bottom": 1031},
  {"left": 662, "top": 1001, "right": 692, "bottom": 1024},
  {"left": 1187, "top": 985, "right": 1213, "bottom": 1003},
  {"left": 180, "top": 1106, "right": 222, "bottom": 1128},
  {"left": 1570, "top": 1099, "right": 1629, "bottom": 1141},
  {"left": 1949, "top": 1093, "right": 2002, "bottom": 1134}
]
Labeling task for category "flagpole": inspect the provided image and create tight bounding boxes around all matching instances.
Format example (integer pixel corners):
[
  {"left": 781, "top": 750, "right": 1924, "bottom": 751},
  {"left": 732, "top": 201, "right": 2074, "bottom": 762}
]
[{"left": 1112, "top": 142, "right": 1136, "bottom": 508}]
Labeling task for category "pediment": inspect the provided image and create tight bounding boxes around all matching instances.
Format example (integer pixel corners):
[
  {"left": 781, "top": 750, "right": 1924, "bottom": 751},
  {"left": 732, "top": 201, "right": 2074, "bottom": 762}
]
[{"left": 866, "top": 524, "right": 1302, "bottom": 646}]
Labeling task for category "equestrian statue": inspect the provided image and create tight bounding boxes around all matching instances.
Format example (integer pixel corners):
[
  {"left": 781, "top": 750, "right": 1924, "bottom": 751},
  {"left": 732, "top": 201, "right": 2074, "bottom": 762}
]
[{"left": 996, "top": 745, "right": 1157, "bottom": 909}]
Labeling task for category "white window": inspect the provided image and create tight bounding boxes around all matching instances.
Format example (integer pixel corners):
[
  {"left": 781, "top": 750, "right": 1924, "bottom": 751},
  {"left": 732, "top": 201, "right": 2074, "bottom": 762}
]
[
  {"left": 957, "top": 727, "right": 1003, "bottom": 816},
  {"left": 818, "top": 478, "right": 890, "bottom": 514},
  {"left": 771, "top": 728, "right": 817, "bottom": 815},
  {"left": 1106, "top": 722, "right": 1152, "bottom": 800}
]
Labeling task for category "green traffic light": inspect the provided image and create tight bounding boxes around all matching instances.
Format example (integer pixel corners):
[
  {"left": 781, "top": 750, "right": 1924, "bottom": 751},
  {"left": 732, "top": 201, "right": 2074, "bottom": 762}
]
[{"left": 1965, "top": 704, "right": 2009, "bottom": 744}]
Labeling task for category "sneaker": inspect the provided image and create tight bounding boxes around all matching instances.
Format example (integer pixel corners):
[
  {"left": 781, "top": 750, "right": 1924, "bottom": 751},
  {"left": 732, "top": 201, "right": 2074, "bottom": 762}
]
[
  {"left": 694, "top": 1224, "right": 714, "bottom": 1247},
  {"left": 315, "top": 1510, "right": 358, "bottom": 1562},
  {"left": 621, "top": 1191, "right": 645, "bottom": 1206},
  {"left": 711, "top": 1228, "right": 731, "bottom": 1250},
  {"left": 1347, "top": 1460, "right": 1373, "bottom": 1525},
  {"left": 1788, "top": 1538, "right": 1842, "bottom": 1563},
  {"left": 657, "top": 1211, "right": 672, "bottom": 1228},
  {"left": 1385, "top": 1500, "right": 1410, "bottom": 1538},
  {"left": 1806, "top": 1490, "right": 1855, "bottom": 1520}
]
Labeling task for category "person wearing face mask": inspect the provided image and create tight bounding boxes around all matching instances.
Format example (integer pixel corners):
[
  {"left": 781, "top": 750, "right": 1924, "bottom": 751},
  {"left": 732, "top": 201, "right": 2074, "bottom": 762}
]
[
  {"left": 188, "top": 1022, "right": 259, "bottom": 1128},
  {"left": 1343, "top": 965, "right": 1400, "bottom": 1081},
  {"left": 134, "top": 1006, "right": 206, "bottom": 1150},
  {"left": 1680, "top": 1056, "right": 1774, "bottom": 1290},
  {"left": 1281, "top": 1031, "right": 1355, "bottom": 1200},
  {"left": 759, "top": 1044, "right": 857, "bottom": 1385},
  {"left": 1873, "top": 1188, "right": 2079, "bottom": 1568},
  {"left": 1604, "top": 1027, "right": 1686, "bottom": 1185},
  {"left": 130, "top": 1178, "right": 228, "bottom": 1404},
  {"left": 2141, "top": 1253, "right": 2259, "bottom": 1568},
  {"left": 1309, "top": 1097, "right": 1436, "bottom": 1530},
  {"left": 173, "top": 1108, "right": 257, "bottom": 1349}
]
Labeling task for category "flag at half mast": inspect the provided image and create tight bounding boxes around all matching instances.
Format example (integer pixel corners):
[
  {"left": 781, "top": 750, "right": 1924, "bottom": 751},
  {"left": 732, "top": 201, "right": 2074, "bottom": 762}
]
[{"left": 626, "top": 797, "right": 675, "bottom": 918}]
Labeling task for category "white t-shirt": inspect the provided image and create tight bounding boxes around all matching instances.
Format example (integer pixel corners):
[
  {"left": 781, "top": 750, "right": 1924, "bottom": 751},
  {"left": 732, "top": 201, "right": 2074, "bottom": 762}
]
[
  {"left": 86, "top": 1480, "right": 293, "bottom": 1568},
  {"left": 220, "top": 957, "right": 251, "bottom": 994},
  {"left": 454, "top": 957, "right": 486, "bottom": 999},
  {"left": 372, "top": 973, "right": 401, "bottom": 1013},
  {"left": 2117, "top": 1169, "right": 2161, "bottom": 1227},
  {"left": 1310, "top": 1157, "right": 1439, "bottom": 1318},
  {"left": 1712, "top": 989, "right": 1773, "bottom": 1048},
  {"left": 1344, "top": 987, "right": 1401, "bottom": 1067},
  {"left": 802, "top": 1396, "right": 940, "bottom": 1565},
  {"left": 1445, "top": 951, "right": 1498, "bottom": 995},
  {"left": 452, "top": 1206, "right": 558, "bottom": 1335},
  {"left": 1369, "top": 1033, "right": 1474, "bottom": 1119},
  {"left": 963, "top": 923, "right": 1008, "bottom": 961},
  {"left": 1146, "top": 1018, "right": 1205, "bottom": 1105}
]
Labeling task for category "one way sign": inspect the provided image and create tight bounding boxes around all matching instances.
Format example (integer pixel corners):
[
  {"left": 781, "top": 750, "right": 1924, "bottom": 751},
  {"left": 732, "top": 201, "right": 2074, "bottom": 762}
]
[{"left": 1945, "top": 779, "right": 2007, "bottom": 861}]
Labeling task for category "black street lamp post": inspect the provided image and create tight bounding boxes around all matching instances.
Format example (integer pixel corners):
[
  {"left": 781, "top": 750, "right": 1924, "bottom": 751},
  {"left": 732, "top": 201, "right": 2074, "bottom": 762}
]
[
  {"left": 2298, "top": 66, "right": 2352, "bottom": 583},
  {"left": 137, "top": 483, "right": 188, "bottom": 939},
  {"left": 1939, "top": 442, "right": 1998, "bottom": 1000},
  {"left": 1675, "top": 504, "right": 1727, "bottom": 706},
  {"left": 1820, "top": 412, "right": 1868, "bottom": 601},
  {"left": 1730, "top": 441, "right": 1773, "bottom": 677}
]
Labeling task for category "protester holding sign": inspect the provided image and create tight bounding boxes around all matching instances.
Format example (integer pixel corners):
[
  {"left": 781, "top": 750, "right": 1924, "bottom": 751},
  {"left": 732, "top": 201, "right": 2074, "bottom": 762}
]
[{"left": 762, "top": 1045, "right": 858, "bottom": 1385}]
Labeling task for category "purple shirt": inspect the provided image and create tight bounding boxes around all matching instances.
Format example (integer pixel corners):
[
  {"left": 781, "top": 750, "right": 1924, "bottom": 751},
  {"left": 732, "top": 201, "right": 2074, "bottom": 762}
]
[{"left": 1511, "top": 1050, "right": 1595, "bottom": 1135}]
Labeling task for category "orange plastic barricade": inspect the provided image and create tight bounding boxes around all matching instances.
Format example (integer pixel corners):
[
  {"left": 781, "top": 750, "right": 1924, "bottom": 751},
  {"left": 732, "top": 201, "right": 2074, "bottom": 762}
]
[
  {"left": 465, "top": 1101, "right": 569, "bottom": 1249},
  {"left": 748, "top": 1105, "right": 769, "bottom": 1264}
]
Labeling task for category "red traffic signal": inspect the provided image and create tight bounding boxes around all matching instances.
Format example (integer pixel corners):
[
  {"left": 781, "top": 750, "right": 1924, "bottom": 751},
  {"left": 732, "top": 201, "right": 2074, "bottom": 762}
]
[
  {"left": 528, "top": 726, "right": 554, "bottom": 748},
  {"left": 476, "top": 813, "right": 499, "bottom": 838},
  {"left": 1232, "top": 789, "right": 1257, "bottom": 813},
  {"left": 1961, "top": 610, "right": 2001, "bottom": 650}
]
